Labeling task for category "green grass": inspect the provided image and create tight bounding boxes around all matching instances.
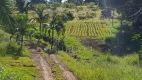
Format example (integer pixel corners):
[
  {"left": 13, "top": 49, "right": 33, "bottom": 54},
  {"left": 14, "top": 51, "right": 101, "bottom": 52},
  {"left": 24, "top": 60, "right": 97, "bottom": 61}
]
[
  {"left": 56, "top": 35, "right": 142, "bottom": 80},
  {"left": 57, "top": 51, "right": 142, "bottom": 80},
  {"left": 39, "top": 49, "right": 64, "bottom": 80},
  {"left": 0, "top": 29, "right": 39, "bottom": 80}
]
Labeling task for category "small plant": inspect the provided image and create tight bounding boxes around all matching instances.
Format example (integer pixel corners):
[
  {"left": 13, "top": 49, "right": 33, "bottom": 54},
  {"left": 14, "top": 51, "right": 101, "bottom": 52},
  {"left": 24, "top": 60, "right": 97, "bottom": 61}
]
[
  {"left": 87, "top": 2, "right": 95, "bottom": 8},
  {"left": 62, "top": 2, "right": 76, "bottom": 8}
]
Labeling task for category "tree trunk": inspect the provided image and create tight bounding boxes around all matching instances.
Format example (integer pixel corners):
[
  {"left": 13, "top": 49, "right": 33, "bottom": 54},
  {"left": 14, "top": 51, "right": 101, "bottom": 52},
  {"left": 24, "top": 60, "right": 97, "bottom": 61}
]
[
  {"left": 21, "top": 34, "right": 24, "bottom": 49},
  {"left": 37, "top": 22, "right": 42, "bottom": 44},
  {"left": 51, "top": 26, "right": 54, "bottom": 50},
  {"left": 112, "top": 8, "right": 114, "bottom": 27}
]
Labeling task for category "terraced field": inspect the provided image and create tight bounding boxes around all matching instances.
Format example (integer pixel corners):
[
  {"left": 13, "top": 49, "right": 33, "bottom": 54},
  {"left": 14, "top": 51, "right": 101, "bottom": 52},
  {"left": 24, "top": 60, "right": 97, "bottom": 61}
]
[{"left": 65, "top": 21, "right": 113, "bottom": 37}]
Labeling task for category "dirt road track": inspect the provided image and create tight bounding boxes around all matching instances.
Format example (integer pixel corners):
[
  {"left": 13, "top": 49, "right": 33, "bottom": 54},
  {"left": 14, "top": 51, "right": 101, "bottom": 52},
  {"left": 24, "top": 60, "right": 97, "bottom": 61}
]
[
  {"left": 49, "top": 54, "right": 77, "bottom": 80},
  {"left": 30, "top": 49, "right": 54, "bottom": 80}
]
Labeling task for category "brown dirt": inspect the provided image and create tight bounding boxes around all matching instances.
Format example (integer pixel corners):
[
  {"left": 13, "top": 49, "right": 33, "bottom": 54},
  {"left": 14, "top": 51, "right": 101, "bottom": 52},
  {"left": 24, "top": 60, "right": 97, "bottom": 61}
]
[
  {"left": 30, "top": 49, "right": 54, "bottom": 80},
  {"left": 28, "top": 42, "right": 77, "bottom": 80},
  {"left": 49, "top": 54, "right": 78, "bottom": 80}
]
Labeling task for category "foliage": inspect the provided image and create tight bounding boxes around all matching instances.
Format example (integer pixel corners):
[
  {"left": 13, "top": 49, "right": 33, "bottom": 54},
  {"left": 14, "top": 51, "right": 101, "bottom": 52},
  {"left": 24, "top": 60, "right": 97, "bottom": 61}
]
[
  {"left": 67, "top": 0, "right": 83, "bottom": 5},
  {"left": 16, "top": 0, "right": 30, "bottom": 13},
  {"left": 65, "top": 21, "right": 113, "bottom": 38},
  {"left": 62, "top": 2, "right": 76, "bottom": 8},
  {"left": 106, "top": 0, "right": 142, "bottom": 54},
  {"left": 31, "top": 0, "right": 47, "bottom": 4},
  {"left": 57, "top": 51, "right": 142, "bottom": 80},
  {"left": 50, "top": 2, "right": 61, "bottom": 9},
  {"left": 75, "top": 6, "right": 83, "bottom": 12},
  {"left": 0, "top": 0, "right": 15, "bottom": 33},
  {"left": 87, "top": 2, "right": 95, "bottom": 8},
  {"left": 59, "top": 11, "right": 74, "bottom": 22},
  {"left": 0, "top": 30, "right": 39, "bottom": 79},
  {"left": 50, "top": 13, "right": 65, "bottom": 49}
]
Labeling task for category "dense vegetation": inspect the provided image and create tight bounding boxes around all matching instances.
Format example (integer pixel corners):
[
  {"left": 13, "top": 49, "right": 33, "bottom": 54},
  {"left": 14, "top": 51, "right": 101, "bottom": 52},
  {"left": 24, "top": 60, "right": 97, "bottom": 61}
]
[
  {"left": 65, "top": 21, "right": 112, "bottom": 38},
  {"left": 0, "top": 30, "right": 39, "bottom": 80},
  {"left": 1, "top": 0, "right": 142, "bottom": 80}
]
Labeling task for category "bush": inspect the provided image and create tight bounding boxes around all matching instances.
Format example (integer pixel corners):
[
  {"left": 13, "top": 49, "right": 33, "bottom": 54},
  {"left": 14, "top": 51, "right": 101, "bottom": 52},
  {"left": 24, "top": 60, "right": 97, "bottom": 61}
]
[
  {"left": 86, "top": 12, "right": 96, "bottom": 19},
  {"left": 57, "top": 51, "right": 142, "bottom": 80},
  {"left": 123, "top": 55, "right": 138, "bottom": 65},
  {"left": 59, "top": 11, "right": 74, "bottom": 22},
  {"left": 62, "top": 2, "right": 76, "bottom": 8},
  {"left": 78, "top": 15, "right": 87, "bottom": 20},
  {"left": 0, "top": 66, "right": 25, "bottom": 80},
  {"left": 51, "top": 2, "right": 61, "bottom": 8},
  {"left": 75, "top": 6, "right": 83, "bottom": 12},
  {"left": 87, "top": 2, "right": 95, "bottom": 8}
]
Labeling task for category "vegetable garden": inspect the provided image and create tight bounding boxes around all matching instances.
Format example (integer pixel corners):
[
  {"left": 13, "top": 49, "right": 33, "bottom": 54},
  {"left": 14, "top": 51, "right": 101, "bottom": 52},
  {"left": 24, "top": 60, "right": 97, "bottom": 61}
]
[{"left": 65, "top": 21, "right": 113, "bottom": 38}]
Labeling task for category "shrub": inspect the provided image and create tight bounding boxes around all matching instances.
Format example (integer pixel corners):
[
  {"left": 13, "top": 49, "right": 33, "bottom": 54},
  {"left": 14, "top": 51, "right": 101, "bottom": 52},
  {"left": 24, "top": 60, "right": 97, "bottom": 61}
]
[
  {"left": 87, "top": 2, "right": 95, "bottom": 8},
  {"left": 123, "top": 55, "right": 138, "bottom": 65},
  {"left": 75, "top": 6, "right": 83, "bottom": 12},
  {"left": 78, "top": 15, "right": 87, "bottom": 20},
  {"left": 86, "top": 12, "right": 96, "bottom": 19},
  {"left": 62, "top": 2, "right": 76, "bottom": 8},
  {"left": 0, "top": 66, "right": 25, "bottom": 80},
  {"left": 51, "top": 2, "right": 61, "bottom": 8}
]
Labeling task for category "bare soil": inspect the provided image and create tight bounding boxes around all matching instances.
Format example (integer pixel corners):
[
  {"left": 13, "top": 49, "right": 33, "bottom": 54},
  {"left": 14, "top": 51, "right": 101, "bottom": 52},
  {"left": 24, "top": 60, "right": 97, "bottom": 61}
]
[
  {"left": 49, "top": 54, "right": 78, "bottom": 80},
  {"left": 28, "top": 43, "right": 77, "bottom": 80},
  {"left": 30, "top": 48, "right": 54, "bottom": 80}
]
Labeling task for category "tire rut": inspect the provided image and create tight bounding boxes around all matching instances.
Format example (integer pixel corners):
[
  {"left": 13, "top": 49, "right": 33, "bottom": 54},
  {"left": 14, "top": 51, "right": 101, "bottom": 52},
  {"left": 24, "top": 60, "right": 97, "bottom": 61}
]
[
  {"left": 49, "top": 54, "right": 78, "bottom": 80},
  {"left": 30, "top": 49, "right": 54, "bottom": 80}
]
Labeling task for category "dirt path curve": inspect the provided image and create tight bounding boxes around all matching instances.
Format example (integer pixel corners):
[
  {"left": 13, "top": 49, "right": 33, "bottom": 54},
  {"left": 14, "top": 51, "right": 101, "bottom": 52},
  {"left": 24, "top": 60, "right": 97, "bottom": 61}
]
[
  {"left": 49, "top": 54, "right": 78, "bottom": 80},
  {"left": 30, "top": 49, "right": 54, "bottom": 80}
]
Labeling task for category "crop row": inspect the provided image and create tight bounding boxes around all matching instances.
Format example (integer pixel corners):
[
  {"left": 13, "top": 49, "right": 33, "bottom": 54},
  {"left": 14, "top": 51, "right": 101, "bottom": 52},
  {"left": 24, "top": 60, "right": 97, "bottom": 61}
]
[{"left": 65, "top": 22, "right": 112, "bottom": 37}]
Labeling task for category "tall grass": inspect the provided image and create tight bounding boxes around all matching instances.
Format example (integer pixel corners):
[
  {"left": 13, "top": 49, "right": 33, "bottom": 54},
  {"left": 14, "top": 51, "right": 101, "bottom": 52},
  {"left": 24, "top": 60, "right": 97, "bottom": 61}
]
[
  {"left": 57, "top": 51, "right": 142, "bottom": 80},
  {"left": 0, "top": 30, "right": 39, "bottom": 80},
  {"left": 57, "top": 36, "right": 142, "bottom": 80}
]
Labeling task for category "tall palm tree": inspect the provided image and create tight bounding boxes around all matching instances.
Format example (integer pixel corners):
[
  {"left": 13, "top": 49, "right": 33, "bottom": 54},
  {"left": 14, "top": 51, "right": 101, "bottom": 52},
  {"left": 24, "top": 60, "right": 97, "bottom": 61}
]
[
  {"left": 50, "top": 14, "right": 65, "bottom": 49},
  {"left": 0, "top": 0, "right": 15, "bottom": 33},
  {"left": 31, "top": 3, "right": 48, "bottom": 42}
]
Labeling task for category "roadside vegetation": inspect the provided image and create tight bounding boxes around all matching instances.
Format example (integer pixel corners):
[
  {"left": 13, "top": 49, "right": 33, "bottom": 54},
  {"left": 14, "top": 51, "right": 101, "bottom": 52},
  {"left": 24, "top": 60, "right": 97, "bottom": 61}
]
[
  {"left": 1, "top": 0, "right": 142, "bottom": 80},
  {"left": 0, "top": 30, "right": 39, "bottom": 80}
]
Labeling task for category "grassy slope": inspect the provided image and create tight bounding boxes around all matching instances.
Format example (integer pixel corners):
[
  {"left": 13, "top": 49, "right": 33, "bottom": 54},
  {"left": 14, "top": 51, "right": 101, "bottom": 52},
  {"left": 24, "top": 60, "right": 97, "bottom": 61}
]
[
  {"left": 0, "top": 30, "right": 39, "bottom": 80},
  {"left": 57, "top": 36, "right": 142, "bottom": 80}
]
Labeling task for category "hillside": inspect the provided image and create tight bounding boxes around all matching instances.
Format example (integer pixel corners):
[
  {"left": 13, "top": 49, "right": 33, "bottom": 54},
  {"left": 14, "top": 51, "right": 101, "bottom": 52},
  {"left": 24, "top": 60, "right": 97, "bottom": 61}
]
[{"left": 1, "top": 0, "right": 142, "bottom": 80}]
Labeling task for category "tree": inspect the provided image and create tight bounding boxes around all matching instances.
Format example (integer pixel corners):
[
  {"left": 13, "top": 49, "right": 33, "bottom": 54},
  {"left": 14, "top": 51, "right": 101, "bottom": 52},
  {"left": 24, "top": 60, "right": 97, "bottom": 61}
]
[
  {"left": 31, "top": 0, "right": 47, "bottom": 4},
  {"left": 13, "top": 14, "right": 28, "bottom": 49},
  {"left": 105, "top": 0, "right": 142, "bottom": 66},
  {"left": 31, "top": 4, "right": 49, "bottom": 42},
  {"left": 50, "top": 13, "right": 65, "bottom": 49},
  {"left": 67, "top": 0, "right": 83, "bottom": 5},
  {"left": 0, "top": 0, "right": 15, "bottom": 33},
  {"left": 49, "top": 0, "right": 62, "bottom": 3}
]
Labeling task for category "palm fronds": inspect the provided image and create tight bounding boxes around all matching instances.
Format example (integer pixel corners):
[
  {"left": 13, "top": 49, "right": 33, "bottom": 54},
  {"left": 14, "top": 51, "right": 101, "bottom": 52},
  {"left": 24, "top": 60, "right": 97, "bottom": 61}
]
[{"left": 0, "top": 0, "right": 15, "bottom": 33}]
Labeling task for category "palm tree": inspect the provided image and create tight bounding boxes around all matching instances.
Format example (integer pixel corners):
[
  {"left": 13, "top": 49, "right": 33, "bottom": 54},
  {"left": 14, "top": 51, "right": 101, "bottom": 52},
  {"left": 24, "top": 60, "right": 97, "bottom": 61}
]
[
  {"left": 31, "top": 3, "right": 48, "bottom": 43},
  {"left": 0, "top": 0, "right": 15, "bottom": 33},
  {"left": 50, "top": 13, "right": 65, "bottom": 49},
  {"left": 13, "top": 14, "right": 29, "bottom": 49}
]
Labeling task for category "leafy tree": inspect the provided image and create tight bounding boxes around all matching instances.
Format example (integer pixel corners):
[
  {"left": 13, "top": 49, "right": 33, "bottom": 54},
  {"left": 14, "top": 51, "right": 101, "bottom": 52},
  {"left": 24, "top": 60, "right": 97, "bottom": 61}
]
[
  {"left": 67, "top": 0, "right": 83, "bottom": 5},
  {"left": 31, "top": 0, "right": 47, "bottom": 4},
  {"left": 16, "top": 0, "right": 30, "bottom": 14},
  {"left": 50, "top": 13, "right": 65, "bottom": 49},
  {"left": 0, "top": 0, "right": 15, "bottom": 33},
  {"left": 31, "top": 4, "right": 48, "bottom": 42},
  {"left": 49, "top": 0, "right": 62, "bottom": 3},
  {"left": 84, "top": 0, "right": 97, "bottom": 3},
  {"left": 106, "top": 0, "right": 142, "bottom": 65},
  {"left": 13, "top": 14, "right": 29, "bottom": 49}
]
